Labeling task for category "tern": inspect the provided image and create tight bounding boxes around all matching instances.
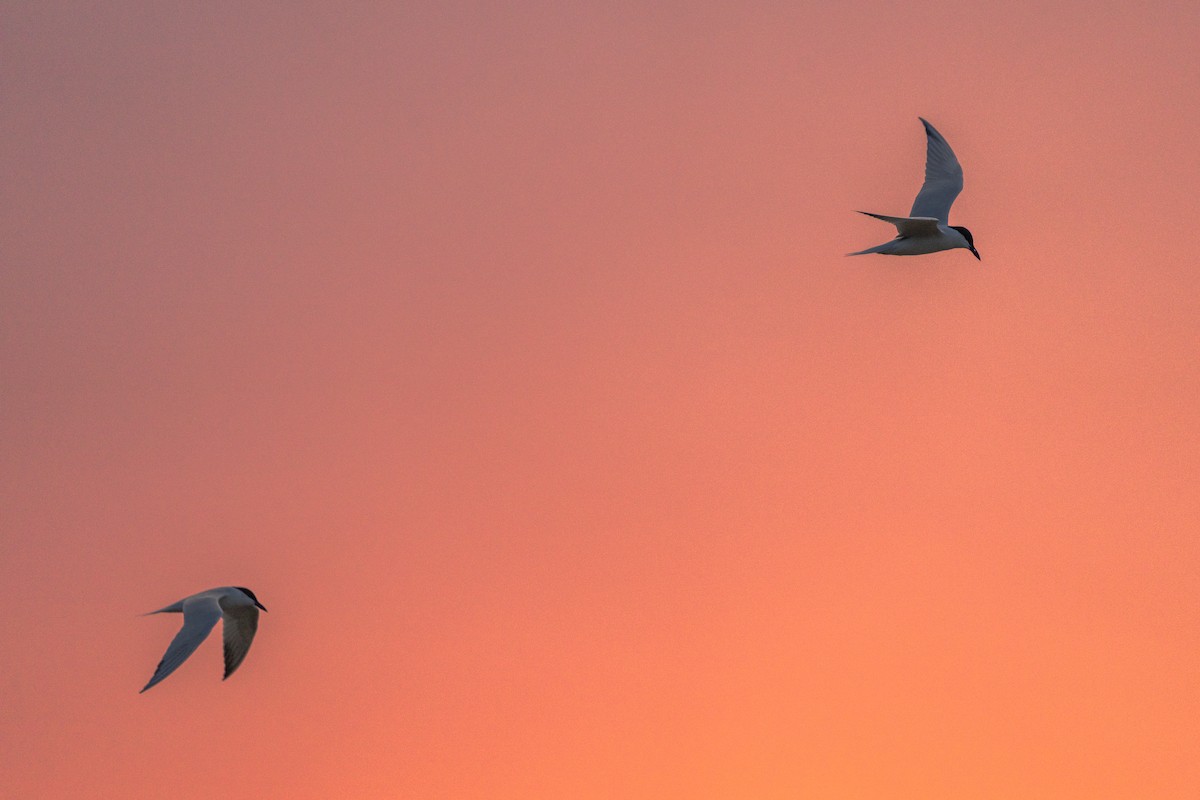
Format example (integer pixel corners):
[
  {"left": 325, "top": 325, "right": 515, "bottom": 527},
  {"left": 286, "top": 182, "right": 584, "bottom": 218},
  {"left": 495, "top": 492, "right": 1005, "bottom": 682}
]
[
  {"left": 140, "top": 586, "right": 267, "bottom": 692},
  {"left": 848, "top": 118, "right": 980, "bottom": 260}
]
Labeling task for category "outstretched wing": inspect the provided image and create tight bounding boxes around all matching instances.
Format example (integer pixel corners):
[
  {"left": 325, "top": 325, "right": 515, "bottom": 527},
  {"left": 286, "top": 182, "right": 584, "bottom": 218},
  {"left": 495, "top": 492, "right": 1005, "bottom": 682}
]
[
  {"left": 221, "top": 604, "right": 260, "bottom": 680},
  {"left": 141, "top": 597, "right": 222, "bottom": 692},
  {"left": 909, "top": 118, "right": 964, "bottom": 223},
  {"left": 857, "top": 211, "right": 941, "bottom": 237}
]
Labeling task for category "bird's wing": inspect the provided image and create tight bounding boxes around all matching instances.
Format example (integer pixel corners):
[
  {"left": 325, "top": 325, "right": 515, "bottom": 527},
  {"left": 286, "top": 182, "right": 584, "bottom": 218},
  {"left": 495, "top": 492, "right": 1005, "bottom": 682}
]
[
  {"left": 221, "top": 604, "right": 260, "bottom": 680},
  {"left": 909, "top": 118, "right": 963, "bottom": 223},
  {"left": 857, "top": 211, "right": 941, "bottom": 237},
  {"left": 141, "top": 596, "right": 222, "bottom": 692}
]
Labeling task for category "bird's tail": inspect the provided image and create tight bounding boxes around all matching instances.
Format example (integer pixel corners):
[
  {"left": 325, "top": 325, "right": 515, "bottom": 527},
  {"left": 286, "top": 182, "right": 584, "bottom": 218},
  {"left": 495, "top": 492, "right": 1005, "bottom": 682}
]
[
  {"left": 845, "top": 242, "right": 892, "bottom": 257},
  {"left": 142, "top": 600, "right": 185, "bottom": 615}
]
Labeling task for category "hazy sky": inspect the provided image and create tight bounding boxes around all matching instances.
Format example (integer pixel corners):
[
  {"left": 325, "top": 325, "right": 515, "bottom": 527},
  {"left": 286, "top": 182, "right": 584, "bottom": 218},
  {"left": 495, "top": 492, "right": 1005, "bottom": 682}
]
[{"left": 3, "top": 2, "right": 1199, "bottom": 797}]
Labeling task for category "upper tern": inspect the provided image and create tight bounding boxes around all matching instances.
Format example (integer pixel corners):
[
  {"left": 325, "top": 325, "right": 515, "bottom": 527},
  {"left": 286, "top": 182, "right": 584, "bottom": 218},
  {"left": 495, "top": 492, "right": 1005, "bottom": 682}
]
[
  {"left": 848, "top": 118, "right": 980, "bottom": 260},
  {"left": 140, "top": 586, "right": 267, "bottom": 692}
]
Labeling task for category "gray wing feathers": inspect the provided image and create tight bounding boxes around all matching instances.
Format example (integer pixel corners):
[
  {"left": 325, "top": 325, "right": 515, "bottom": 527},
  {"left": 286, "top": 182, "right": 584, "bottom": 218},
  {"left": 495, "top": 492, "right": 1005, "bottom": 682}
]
[
  {"left": 909, "top": 118, "right": 963, "bottom": 223},
  {"left": 857, "top": 211, "right": 941, "bottom": 237},
  {"left": 140, "top": 598, "right": 222, "bottom": 692},
  {"left": 222, "top": 605, "right": 260, "bottom": 680}
]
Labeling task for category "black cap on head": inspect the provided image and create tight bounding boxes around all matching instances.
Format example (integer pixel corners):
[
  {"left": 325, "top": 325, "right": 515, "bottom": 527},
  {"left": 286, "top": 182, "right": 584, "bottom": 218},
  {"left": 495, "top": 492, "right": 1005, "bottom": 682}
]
[
  {"left": 235, "top": 586, "right": 267, "bottom": 611},
  {"left": 950, "top": 226, "right": 981, "bottom": 260},
  {"left": 950, "top": 226, "right": 974, "bottom": 248}
]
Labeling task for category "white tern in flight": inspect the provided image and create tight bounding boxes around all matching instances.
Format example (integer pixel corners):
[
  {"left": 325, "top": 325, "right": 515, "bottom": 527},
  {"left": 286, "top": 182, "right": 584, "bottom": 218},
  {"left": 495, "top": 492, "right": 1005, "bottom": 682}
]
[
  {"left": 848, "top": 118, "right": 980, "bottom": 260},
  {"left": 140, "top": 586, "right": 267, "bottom": 692}
]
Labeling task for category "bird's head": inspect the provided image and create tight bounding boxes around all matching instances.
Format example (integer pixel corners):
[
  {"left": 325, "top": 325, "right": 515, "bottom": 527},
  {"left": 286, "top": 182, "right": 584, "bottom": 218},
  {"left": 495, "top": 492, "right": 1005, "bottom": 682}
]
[
  {"left": 235, "top": 586, "right": 268, "bottom": 612},
  {"left": 950, "top": 226, "right": 981, "bottom": 261}
]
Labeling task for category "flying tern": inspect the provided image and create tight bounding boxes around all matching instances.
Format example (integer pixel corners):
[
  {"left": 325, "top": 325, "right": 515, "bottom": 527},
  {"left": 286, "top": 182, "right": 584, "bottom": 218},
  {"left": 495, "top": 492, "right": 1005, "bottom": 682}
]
[
  {"left": 140, "top": 586, "right": 267, "bottom": 692},
  {"left": 848, "top": 118, "right": 980, "bottom": 260}
]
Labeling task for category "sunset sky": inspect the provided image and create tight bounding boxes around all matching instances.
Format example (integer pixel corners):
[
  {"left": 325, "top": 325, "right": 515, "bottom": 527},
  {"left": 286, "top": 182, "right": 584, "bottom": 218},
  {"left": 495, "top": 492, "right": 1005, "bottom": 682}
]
[{"left": 3, "top": 2, "right": 1199, "bottom": 797}]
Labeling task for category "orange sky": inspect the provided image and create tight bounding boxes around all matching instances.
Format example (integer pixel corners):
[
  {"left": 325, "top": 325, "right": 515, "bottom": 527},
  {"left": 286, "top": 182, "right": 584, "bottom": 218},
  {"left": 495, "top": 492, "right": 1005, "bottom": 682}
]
[{"left": 3, "top": 2, "right": 1199, "bottom": 798}]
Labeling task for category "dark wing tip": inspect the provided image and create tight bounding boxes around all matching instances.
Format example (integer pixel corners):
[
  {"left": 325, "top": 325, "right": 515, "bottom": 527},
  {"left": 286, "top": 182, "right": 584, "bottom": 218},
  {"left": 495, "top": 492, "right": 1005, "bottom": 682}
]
[
  {"left": 919, "top": 118, "right": 943, "bottom": 139},
  {"left": 140, "top": 659, "right": 167, "bottom": 692},
  {"left": 223, "top": 657, "right": 247, "bottom": 680}
]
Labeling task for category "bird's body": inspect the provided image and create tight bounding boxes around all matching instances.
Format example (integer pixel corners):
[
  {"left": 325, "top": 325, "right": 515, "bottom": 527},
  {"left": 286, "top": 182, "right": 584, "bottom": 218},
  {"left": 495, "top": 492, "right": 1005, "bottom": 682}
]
[
  {"left": 140, "top": 586, "right": 267, "bottom": 693},
  {"left": 849, "top": 118, "right": 979, "bottom": 261}
]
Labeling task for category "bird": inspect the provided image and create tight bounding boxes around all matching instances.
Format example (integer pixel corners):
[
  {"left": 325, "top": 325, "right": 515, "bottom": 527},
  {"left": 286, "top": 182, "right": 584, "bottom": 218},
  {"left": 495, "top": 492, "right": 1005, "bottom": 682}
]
[
  {"left": 848, "top": 118, "right": 980, "bottom": 260},
  {"left": 140, "top": 586, "right": 267, "bottom": 693}
]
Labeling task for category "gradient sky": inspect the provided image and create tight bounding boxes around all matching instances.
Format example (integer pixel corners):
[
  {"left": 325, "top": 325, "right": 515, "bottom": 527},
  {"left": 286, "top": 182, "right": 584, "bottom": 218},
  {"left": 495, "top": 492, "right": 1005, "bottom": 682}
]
[{"left": 3, "top": 2, "right": 1199, "bottom": 798}]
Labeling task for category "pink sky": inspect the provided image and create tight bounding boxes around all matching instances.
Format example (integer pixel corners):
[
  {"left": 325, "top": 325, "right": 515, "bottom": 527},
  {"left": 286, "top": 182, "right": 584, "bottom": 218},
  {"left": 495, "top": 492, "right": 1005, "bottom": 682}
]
[{"left": 3, "top": 2, "right": 1199, "bottom": 797}]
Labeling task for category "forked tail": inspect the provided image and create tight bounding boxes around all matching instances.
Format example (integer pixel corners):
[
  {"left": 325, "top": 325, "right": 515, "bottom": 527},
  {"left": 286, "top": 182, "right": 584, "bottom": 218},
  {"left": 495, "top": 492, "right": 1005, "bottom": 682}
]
[
  {"left": 142, "top": 600, "right": 185, "bottom": 615},
  {"left": 845, "top": 242, "right": 892, "bottom": 256}
]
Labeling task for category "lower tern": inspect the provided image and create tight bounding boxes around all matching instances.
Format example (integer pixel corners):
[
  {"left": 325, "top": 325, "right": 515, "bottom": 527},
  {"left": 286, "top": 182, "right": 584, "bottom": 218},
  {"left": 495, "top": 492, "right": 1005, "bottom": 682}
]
[
  {"left": 848, "top": 118, "right": 980, "bottom": 261},
  {"left": 140, "top": 586, "right": 267, "bottom": 692}
]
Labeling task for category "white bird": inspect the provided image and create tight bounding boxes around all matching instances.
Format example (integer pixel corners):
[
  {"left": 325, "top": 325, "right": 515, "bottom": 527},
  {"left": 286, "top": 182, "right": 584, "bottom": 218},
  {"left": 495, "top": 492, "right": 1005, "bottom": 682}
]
[
  {"left": 140, "top": 586, "right": 267, "bottom": 693},
  {"left": 848, "top": 118, "right": 980, "bottom": 260}
]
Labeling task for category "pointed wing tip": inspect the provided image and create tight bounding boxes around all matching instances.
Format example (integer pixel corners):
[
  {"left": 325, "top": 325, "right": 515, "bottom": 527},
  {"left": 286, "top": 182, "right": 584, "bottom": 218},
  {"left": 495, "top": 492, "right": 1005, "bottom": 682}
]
[
  {"left": 140, "top": 664, "right": 169, "bottom": 692},
  {"left": 140, "top": 663, "right": 164, "bottom": 693},
  {"left": 223, "top": 657, "right": 239, "bottom": 680},
  {"left": 226, "top": 652, "right": 248, "bottom": 681}
]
